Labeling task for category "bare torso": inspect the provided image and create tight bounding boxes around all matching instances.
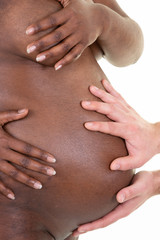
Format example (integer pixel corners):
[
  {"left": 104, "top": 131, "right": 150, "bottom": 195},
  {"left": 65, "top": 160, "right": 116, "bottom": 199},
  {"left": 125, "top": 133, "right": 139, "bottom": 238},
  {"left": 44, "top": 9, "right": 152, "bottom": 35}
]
[{"left": 0, "top": 1, "right": 133, "bottom": 240}]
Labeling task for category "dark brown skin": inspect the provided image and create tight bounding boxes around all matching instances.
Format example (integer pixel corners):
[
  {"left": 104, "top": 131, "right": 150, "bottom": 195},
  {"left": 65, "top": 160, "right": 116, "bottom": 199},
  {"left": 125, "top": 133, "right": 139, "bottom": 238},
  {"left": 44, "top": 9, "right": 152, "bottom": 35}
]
[{"left": 0, "top": 0, "right": 143, "bottom": 239}]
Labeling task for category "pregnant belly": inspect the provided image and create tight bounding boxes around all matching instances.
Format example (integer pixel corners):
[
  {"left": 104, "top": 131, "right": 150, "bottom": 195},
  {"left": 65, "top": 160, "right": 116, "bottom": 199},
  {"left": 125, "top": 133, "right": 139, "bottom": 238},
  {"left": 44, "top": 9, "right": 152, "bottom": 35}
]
[{"left": 0, "top": 55, "right": 134, "bottom": 240}]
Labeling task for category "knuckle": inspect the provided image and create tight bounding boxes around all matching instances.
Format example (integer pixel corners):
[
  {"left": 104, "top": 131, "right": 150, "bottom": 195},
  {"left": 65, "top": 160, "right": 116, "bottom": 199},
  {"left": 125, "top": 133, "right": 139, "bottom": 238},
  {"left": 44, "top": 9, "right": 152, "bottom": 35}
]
[
  {"left": 34, "top": 23, "right": 42, "bottom": 32},
  {"left": 21, "top": 157, "right": 30, "bottom": 168},
  {"left": 107, "top": 123, "right": 114, "bottom": 132},
  {"left": 9, "top": 170, "right": 18, "bottom": 178},
  {"left": 54, "top": 31, "right": 62, "bottom": 42},
  {"left": 49, "top": 15, "right": 57, "bottom": 27},
  {"left": 0, "top": 134, "right": 9, "bottom": 147},
  {"left": 36, "top": 40, "right": 45, "bottom": 50},
  {"left": 95, "top": 102, "right": 102, "bottom": 111},
  {"left": 46, "top": 51, "right": 54, "bottom": 58},
  {"left": 26, "top": 178, "right": 35, "bottom": 187},
  {"left": 125, "top": 188, "right": 133, "bottom": 198},
  {"left": 24, "top": 143, "right": 32, "bottom": 154},
  {"left": 40, "top": 151, "right": 48, "bottom": 160},
  {"left": 110, "top": 103, "right": 115, "bottom": 111},
  {"left": 40, "top": 165, "right": 48, "bottom": 174},
  {"left": 63, "top": 43, "right": 70, "bottom": 51},
  {"left": 95, "top": 122, "right": 102, "bottom": 130},
  {"left": 127, "top": 123, "right": 137, "bottom": 134}
]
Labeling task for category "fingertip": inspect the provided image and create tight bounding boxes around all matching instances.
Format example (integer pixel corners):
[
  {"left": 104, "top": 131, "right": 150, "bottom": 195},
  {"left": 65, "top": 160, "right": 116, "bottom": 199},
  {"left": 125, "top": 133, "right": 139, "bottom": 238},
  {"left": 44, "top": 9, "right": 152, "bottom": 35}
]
[
  {"left": 55, "top": 64, "right": 63, "bottom": 71},
  {"left": 84, "top": 122, "right": 94, "bottom": 129},
  {"left": 18, "top": 109, "right": 28, "bottom": 114},
  {"left": 110, "top": 162, "right": 120, "bottom": 171},
  {"left": 26, "top": 27, "right": 35, "bottom": 35},
  {"left": 7, "top": 193, "right": 15, "bottom": 200},
  {"left": 117, "top": 192, "right": 125, "bottom": 203}
]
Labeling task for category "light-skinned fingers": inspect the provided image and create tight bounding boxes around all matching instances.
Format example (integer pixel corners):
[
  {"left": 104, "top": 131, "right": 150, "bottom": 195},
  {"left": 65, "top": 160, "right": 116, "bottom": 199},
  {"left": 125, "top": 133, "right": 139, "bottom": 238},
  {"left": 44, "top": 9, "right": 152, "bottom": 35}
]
[
  {"left": 0, "top": 160, "right": 42, "bottom": 189},
  {"left": 84, "top": 122, "right": 127, "bottom": 139},
  {"left": 88, "top": 85, "right": 116, "bottom": 104},
  {"left": 117, "top": 184, "right": 140, "bottom": 203},
  {"left": 77, "top": 203, "right": 130, "bottom": 233},
  {"left": 8, "top": 137, "right": 56, "bottom": 163},
  {"left": 55, "top": 44, "right": 84, "bottom": 70},
  {"left": 0, "top": 181, "right": 15, "bottom": 200},
  {"left": 0, "top": 109, "right": 28, "bottom": 126},
  {"left": 4, "top": 150, "right": 56, "bottom": 176},
  {"left": 82, "top": 100, "right": 130, "bottom": 123},
  {"left": 111, "top": 156, "right": 139, "bottom": 171},
  {"left": 81, "top": 100, "right": 123, "bottom": 122},
  {"left": 26, "top": 8, "right": 68, "bottom": 35}
]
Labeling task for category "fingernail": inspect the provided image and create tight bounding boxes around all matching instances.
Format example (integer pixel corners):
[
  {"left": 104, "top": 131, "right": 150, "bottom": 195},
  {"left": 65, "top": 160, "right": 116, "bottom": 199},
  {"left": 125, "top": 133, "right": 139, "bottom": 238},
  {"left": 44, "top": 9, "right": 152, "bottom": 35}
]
[
  {"left": 83, "top": 101, "right": 91, "bottom": 106},
  {"left": 111, "top": 163, "right": 120, "bottom": 170},
  {"left": 34, "top": 182, "right": 42, "bottom": 189},
  {"left": 8, "top": 193, "right": 15, "bottom": 200},
  {"left": 91, "top": 86, "right": 99, "bottom": 91},
  {"left": 47, "top": 156, "right": 56, "bottom": 163},
  {"left": 27, "top": 45, "right": 36, "bottom": 54},
  {"left": 47, "top": 168, "right": 56, "bottom": 176},
  {"left": 26, "top": 27, "right": 35, "bottom": 35},
  {"left": 18, "top": 109, "right": 27, "bottom": 114},
  {"left": 119, "top": 193, "right": 125, "bottom": 203},
  {"left": 36, "top": 55, "right": 46, "bottom": 62},
  {"left": 85, "top": 122, "right": 93, "bottom": 128},
  {"left": 55, "top": 64, "right": 62, "bottom": 71}
]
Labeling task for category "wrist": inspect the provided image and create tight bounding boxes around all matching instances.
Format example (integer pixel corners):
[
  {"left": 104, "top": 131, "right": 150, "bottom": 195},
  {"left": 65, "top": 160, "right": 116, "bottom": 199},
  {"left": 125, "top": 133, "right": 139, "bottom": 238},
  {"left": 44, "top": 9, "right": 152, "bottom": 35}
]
[
  {"left": 152, "top": 171, "right": 160, "bottom": 195},
  {"left": 152, "top": 122, "right": 160, "bottom": 154}
]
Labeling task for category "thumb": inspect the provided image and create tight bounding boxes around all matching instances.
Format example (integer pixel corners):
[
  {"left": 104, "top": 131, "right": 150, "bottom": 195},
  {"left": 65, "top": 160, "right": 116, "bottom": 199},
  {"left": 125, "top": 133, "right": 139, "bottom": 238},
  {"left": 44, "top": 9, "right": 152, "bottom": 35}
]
[
  {"left": 110, "top": 156, "right": 137, "bottom": 171},
  {"left": 0, "top": 109, "right": 28, "bottom": 126},
  {"left": 116, "top": 180, "right": 140, "bottom": 203}
]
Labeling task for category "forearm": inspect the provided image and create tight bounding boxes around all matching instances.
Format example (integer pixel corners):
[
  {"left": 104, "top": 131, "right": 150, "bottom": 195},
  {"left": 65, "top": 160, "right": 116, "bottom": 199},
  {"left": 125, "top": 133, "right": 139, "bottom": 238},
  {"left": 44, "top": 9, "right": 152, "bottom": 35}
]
[{"left": 95, "top": 3, "right": 144, "bottom": 66}]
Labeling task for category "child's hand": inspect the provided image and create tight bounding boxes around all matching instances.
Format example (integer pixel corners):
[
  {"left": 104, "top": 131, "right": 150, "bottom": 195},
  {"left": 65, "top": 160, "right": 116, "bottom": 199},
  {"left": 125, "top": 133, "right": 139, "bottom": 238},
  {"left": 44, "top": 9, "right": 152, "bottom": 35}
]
[
  {"left": 26, "top": 0, "right": 103, "bottom": 70},
  {"left": 0, "top": 109, "right": 56, "bottom": 200},
  {"left": 81, "top": 79, "right": 158, "bottom": 170}
]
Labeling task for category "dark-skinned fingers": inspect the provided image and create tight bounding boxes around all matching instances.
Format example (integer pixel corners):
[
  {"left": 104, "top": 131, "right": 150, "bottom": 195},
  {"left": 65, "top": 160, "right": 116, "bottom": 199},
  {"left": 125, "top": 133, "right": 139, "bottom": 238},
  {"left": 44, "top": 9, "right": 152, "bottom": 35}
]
[
  {"left": 26, "top": 7, "right": 69, "bottom": 35},
  {"left": 84, "top": 122, "right": 127, "bottom": 139},
  {"left": 0, "top": 160, "right": 43, "bottom": 189},
  {"left": 0, "top": 109, "right": 28, "bottom": 126},
  {"left": 0, "top": 181, "right": 15, "bottom": 200},
  {"left": 54, "top": 43, "right": 84, "bottom": 70},
  {"left": 27, "top": 22, "right": 73, "bottom": 54},
  {"left": 8, "top": 136, "right": 56, "bottom": 163},
  {"left": 35, "top": 31, "right": 77, "bottom": 63},
  {"left": 4, "top": 150, "right": 56, "bottom": 176}
]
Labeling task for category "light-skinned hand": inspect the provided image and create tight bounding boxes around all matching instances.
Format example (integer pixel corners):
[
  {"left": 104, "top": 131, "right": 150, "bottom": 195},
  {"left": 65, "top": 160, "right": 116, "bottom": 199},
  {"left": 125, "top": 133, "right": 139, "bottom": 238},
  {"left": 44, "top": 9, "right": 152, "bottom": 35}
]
[{"left": 73, "top": 170, "right": 160, "bottom": 236}]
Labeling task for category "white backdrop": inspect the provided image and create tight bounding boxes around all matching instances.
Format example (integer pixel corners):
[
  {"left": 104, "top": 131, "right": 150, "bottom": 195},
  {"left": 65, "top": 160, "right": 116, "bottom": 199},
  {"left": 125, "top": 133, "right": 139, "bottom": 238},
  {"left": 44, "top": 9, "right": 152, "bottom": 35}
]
[{"left": 80, "top": 0, "right": 160, "bottom": 239}]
